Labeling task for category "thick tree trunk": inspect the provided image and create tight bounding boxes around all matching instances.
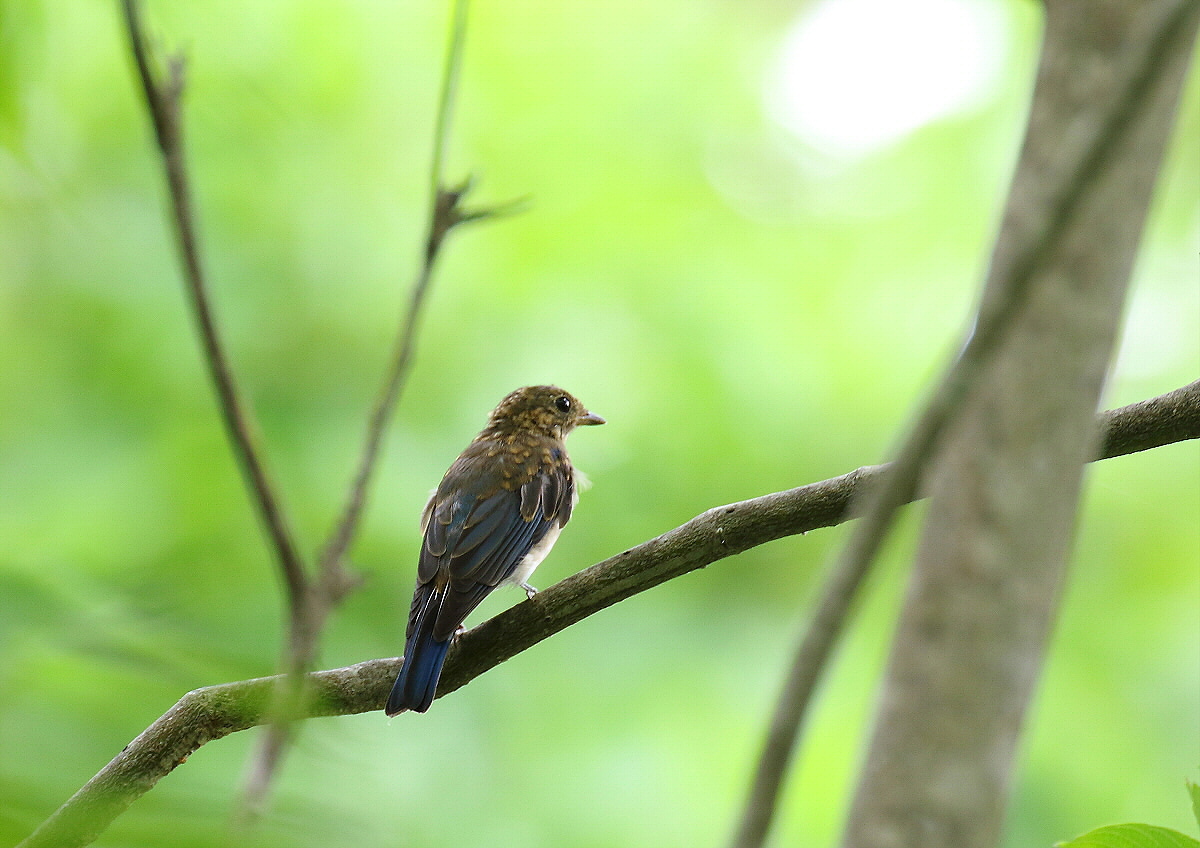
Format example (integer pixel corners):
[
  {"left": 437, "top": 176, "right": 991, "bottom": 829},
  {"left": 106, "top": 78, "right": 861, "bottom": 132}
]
[{"left": 840, "top": 2, "right": 1200, "bottom": 847}]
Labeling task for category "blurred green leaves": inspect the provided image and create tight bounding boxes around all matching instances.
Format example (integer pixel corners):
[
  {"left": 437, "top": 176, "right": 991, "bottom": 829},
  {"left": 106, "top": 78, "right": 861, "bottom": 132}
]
[
  {"left": 1057, "top": 825, "right": 1199, "bottom": 848},
  {"left": 1, "top": 1, "right": 1196, "bottom": 847}
]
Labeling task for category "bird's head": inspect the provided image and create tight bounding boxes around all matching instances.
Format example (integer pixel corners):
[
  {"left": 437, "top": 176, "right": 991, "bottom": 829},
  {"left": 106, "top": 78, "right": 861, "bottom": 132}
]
[{"left": 482, "top": 385, "right": 605, "bottom": 440}]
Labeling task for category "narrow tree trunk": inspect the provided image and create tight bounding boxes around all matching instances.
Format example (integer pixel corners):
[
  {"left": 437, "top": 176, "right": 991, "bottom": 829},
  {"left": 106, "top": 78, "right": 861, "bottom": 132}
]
[{"left": 840, "top": 2, "right": 1200, "bottom": 847}]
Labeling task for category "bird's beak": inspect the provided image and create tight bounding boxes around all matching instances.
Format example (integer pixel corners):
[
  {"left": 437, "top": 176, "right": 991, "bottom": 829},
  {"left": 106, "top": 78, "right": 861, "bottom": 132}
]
[{"left": 579, "top": 411, "right": 606, "bottom": 426}]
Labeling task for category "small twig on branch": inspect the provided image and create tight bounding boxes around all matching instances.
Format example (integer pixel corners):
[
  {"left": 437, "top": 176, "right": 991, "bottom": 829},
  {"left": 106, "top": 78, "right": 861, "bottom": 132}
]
[
  {"left": 316, "top": 176, "right": 514, "bottom": 590},
  {"left": 121, "top": 0, "right": 309, "bottom": 612},
  {"left": 16, "top": 382, "right": 1199, "bottom": 848}
]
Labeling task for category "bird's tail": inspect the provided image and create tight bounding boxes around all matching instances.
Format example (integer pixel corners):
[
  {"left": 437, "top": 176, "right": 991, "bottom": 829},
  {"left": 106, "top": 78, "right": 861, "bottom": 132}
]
[{"left": 386, "top": 593, "right": 452, "bottom": 716}]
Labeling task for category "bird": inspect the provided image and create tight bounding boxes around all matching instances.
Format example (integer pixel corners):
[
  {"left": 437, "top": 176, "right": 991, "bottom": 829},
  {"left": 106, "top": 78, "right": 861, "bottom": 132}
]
[{"left": 385, "top": 385, "right": 605, "bottom": 715}]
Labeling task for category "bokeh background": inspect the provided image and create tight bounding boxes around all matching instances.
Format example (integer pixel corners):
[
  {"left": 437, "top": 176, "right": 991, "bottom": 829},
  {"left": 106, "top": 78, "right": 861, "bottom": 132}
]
[{"left": 1, "top": 1, "right": 1197, "bottom": 846}]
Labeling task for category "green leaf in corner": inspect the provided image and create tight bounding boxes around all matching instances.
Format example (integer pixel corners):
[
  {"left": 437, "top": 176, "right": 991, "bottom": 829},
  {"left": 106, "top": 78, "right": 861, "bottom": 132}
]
[
  {"left": 1188, "top": 780, "right": 1200, "bottom": 832},
  {"left": 1055, "top": 823, "right": 1200, "bottom": 848}
]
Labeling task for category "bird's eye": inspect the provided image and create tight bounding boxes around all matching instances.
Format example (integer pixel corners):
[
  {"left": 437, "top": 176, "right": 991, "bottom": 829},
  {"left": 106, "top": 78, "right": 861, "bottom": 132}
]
[{"left": 554, "top": 395, "right": 572, "bottom": 413}]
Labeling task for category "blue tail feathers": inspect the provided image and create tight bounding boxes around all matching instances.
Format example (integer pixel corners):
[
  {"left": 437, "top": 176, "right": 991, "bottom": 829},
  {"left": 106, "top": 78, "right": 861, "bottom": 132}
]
[{"left": 386, "top": 630, "right": 451, "bottom": 715}]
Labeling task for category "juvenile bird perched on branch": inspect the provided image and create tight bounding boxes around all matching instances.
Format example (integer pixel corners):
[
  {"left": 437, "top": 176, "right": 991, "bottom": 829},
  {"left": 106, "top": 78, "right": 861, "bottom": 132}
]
[{"left": 386, "top": 385, "right": 605, "bottom": 715}]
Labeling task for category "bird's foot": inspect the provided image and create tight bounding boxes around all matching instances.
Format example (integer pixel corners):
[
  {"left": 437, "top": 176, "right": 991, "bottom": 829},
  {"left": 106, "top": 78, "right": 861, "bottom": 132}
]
[{"left": 520, "top": 582, "right": 538, "bottom": 600}]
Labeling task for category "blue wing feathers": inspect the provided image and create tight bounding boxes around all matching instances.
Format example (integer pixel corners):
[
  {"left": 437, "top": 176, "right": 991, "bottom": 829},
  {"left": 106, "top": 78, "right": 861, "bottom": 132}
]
[
  {"left": 387, "top": 588, "right": 452, "bottom": 714},
  {"left": 385, "top": 627, "right": 449, "bottom": 714}
]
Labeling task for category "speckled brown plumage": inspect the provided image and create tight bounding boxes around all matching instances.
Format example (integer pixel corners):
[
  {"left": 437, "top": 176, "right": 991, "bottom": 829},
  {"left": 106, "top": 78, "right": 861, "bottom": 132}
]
[{"left": 386, "top": 386, "right": 604, "bottom": 715}]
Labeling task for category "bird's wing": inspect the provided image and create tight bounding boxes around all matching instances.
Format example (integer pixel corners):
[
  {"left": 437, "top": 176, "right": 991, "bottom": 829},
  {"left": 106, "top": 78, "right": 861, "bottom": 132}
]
[{"left": 413, "top": 453, "right": 574, "bottom": 642}]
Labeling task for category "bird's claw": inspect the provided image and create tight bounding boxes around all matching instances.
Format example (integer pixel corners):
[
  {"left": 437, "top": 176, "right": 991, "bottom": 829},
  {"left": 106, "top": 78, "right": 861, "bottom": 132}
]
[{"left": 521, "top": 582, "right": 538, "bottom": 600}]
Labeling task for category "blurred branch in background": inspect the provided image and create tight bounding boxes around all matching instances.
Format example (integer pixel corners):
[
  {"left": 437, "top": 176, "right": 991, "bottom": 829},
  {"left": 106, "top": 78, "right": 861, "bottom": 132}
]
[
  {"left": 731, "top": 2, "right": 1200, "bottom": 847},
  {"left": 119, "top": 0, "right": 309, "bottom": 620},
  {"left": 230, "top": 0, "right": 506, "bottom": 823},
  {"left": 314, "top": 0, "right": 499, "bottom": 587},
  {"left": 121, "top": 2, "right": 318, "bottom": 824},
  {"left": 119, "top": 0, "right": 511, "bottom": 829},
  {"left": 16, "top": 382, "right": 1199, "bottom": 848}
]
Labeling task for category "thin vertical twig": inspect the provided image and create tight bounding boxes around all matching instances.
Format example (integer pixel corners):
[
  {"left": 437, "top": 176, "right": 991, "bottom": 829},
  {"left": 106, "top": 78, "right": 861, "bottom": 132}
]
[
  {"left": 235, "top": 0, "right": 512, "bottom": 826},
  {"left": 317, "top": 0, "right": 500, "bottom": 585},
  {"left": 727, "top": 2, "right": 1200, "bottom": 846},
  {"left": 429, "top": 0, "right": 470, "bottom": 203},
  {"left": 120, "top": 0, "right": 308, "bottom": 611}
]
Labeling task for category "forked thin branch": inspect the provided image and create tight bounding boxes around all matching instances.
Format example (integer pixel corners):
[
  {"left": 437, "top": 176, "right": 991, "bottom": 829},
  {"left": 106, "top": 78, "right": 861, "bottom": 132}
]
[
  {"left": 317, "top": 0, "right": 474, "bottom": 582},
  {"left": 123, "top": 0, "right": 526, "bottom": 829},
  {"left": 317, "top": 178, "right": 508, "bottom": 589},
  {"left": 236, "top": 0, "right": 521, "bottom": 824}
]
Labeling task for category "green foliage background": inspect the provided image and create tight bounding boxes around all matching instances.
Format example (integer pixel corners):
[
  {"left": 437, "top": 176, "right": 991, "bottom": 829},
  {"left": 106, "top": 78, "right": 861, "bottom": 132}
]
[{"left": 1, "top": 2, "right": 1196, "bottom": 846}]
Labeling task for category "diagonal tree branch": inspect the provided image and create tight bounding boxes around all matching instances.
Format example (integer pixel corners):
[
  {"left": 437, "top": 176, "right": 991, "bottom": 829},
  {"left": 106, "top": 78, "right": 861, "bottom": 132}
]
[
  {"left": 17, "top": 382, "right": 1199, "bottom": 848},
  {"left": 1098, "top": 380, "right": 1200, "bottom": 457},
  {"left": 120, "top": 0, "right": 309, "bottom": 613}
]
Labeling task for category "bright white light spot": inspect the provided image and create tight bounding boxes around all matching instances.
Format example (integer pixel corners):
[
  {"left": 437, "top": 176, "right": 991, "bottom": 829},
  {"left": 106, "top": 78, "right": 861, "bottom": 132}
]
[{"left": 767, "top": 0, "right": 1007, "bottom": 157}]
